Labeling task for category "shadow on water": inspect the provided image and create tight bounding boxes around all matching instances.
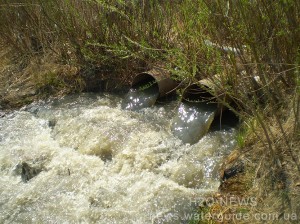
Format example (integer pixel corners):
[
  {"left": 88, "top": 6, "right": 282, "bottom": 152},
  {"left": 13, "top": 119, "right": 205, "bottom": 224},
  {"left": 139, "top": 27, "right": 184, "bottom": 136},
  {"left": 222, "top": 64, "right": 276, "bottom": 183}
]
[{"left": 210, "top": 109, "right": 240, "bottom": 132}]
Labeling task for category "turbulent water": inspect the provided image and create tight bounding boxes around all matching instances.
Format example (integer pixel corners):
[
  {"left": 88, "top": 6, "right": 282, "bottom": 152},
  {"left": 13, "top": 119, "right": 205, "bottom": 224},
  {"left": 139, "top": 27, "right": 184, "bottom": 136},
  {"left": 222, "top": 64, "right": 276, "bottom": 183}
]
[
  {"left": 171, "top": 102, "right": 217, "bottom": 144},
  {"left": 0, "top": 93, "right": 236, "bottom": 223},
  {"left": 121, "top": 84, "right": 159, "bottom": 111}
]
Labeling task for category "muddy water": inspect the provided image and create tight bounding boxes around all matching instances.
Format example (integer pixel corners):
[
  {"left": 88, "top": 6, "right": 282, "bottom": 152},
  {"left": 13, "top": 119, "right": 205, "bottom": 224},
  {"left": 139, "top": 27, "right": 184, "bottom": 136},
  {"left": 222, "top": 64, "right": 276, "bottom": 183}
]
[{"left": 0, "top": 93, "right": 236, "bottom": 223}]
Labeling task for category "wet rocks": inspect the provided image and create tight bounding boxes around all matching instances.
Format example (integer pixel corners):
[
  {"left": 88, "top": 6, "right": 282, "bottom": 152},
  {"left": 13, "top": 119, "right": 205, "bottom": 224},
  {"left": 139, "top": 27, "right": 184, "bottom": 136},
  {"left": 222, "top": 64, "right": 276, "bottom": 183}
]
[
  {"left": 21, "top": 162, "right": 42, "bottom": 182},
  {"left": 221, "top": 160, "right": 244, "bottom": 180},
  {"left": 13, "top": 162, "right": 43, "bottom": 183},
  {"left": 48, "top": 119, "right": 57, "bottom": 128},
  {"left": 0, "top": 111, "right": 5, "bottom": 118},
  {"left": 220, "top": 150, "right": 245, "bottom": 181},
  {"left": 219, "top": 150, "right": 253, "bottom": 195}
]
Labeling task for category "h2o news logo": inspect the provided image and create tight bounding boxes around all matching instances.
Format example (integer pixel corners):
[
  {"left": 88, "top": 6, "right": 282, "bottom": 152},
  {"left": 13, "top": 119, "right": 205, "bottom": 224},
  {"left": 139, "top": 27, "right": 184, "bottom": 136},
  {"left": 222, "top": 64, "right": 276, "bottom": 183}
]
[{"left": 190, "top": 195, "right": 257, "bottom": 207}]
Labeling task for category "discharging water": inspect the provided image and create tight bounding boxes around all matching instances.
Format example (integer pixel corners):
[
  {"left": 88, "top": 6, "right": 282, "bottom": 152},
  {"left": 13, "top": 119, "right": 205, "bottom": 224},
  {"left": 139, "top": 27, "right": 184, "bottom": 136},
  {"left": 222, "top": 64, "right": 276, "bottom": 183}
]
[
  {"left": 121, "top": 83, "right": 159, "bottom": 111},
  {"left": 171, "top": 101, "right": 217, "bottom": 144},
  {"left": 0, "top": 93, "right": 236, "bottom": 223}
]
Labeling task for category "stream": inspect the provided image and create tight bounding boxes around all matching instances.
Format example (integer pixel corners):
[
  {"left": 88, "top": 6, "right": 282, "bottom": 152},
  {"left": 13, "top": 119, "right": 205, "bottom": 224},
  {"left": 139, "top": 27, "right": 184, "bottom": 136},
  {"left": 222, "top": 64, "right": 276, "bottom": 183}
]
[{"left": 0, "top": 93, "right": 236, "bottom": 223}]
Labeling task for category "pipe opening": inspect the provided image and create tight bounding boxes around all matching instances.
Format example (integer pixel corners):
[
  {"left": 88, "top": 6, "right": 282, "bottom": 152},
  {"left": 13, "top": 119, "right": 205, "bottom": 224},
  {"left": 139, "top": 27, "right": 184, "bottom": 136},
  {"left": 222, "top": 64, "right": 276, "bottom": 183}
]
[
  {"left": 171, "top": 82, "right": 222, "bottom": 144},
  {"left": 132, "top": 73, "right": 158, "bottom": 91},
  {"left": 122, "top": 68, "right": 178, "bottom": 111},
  {"left": 182, "top": 84, "right": 217, "bottom": 104},
  {"left": 210, "top": 109, "right": 240, "bottom": 131},
  {"left": 132, "top": 68, "right": 178, "bottom": 97},
  {"left": 121, "top": 73, "right": 159, "bottom": 111},
  {"left": 131, "top": 73, "right": 159, "bottom": 97}
]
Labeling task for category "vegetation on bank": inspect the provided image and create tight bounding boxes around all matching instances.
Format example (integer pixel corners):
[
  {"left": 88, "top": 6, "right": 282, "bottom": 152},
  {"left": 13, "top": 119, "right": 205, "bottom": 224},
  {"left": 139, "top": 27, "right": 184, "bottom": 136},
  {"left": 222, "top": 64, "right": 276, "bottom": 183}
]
[{"left": 0, "top": 0, "right": 299, "bottom": 223}]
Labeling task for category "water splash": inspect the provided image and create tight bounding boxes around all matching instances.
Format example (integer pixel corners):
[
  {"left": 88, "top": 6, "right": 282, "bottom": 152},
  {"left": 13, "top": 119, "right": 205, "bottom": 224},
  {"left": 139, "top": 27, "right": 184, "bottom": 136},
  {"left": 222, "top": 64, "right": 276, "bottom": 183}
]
[
  {"left": 0, "top": 93, "right": 235, "bottom": 223},
  {"left": 171, "top": 101, "right": 217, "bottom": 144}
]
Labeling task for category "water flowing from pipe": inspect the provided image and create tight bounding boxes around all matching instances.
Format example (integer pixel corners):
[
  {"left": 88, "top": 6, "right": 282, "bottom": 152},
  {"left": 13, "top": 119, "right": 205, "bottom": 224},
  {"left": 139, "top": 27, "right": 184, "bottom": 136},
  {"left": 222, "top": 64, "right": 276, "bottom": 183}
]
[
  {"left": 171, "top": 101, "right": 218, "bottom": 144},
  {"left": 121, "top": 83, "right": 159, "bottom": 111}
]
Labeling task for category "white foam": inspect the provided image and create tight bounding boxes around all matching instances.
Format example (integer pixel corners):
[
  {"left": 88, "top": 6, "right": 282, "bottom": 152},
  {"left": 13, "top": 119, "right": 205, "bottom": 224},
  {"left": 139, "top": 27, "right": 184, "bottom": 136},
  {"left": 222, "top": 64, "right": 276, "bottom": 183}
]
[{"left": 0, "top": 93, "right": 235, "bottom": 223}]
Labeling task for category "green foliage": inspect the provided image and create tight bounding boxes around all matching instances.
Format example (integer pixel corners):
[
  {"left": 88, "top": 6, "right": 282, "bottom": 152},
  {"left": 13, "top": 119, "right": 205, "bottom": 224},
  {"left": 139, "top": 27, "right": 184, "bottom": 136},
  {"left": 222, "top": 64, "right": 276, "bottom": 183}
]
[{"left": 236, "top": 127, "right": 248, "bottom": 148}]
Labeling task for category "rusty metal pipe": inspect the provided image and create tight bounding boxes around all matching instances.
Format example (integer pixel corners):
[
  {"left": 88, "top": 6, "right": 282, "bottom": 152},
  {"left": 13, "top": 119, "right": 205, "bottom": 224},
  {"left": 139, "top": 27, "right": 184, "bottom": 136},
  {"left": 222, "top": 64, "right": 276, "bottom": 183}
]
[
  {"left": 171, "top": 76, "right": 232, "bottom": 144},
  {"left": 122, "top": 67, "right": 178, "bottom": 111},
  {"left": 182, "top": 77, "right": 232, "bottom": 116},
  {"left": 131, "top": 67, "right": 178, "bottom": 97}
]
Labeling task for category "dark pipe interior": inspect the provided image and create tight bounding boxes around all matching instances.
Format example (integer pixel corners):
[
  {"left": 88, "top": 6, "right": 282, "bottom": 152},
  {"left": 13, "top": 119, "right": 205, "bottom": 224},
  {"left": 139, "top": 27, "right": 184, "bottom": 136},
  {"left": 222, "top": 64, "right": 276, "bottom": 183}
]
[
  {"left": 132, "top": 73, "right": 158, "bottom": 90},
  {"left": 210, "top": 109, "right": 240, "bottom": 131},
  {"left": 182, "top": 84, "right": 239, "bottom": 131},
  {"left": 182, "top": 84, "right": 217, "bottom": 103}
]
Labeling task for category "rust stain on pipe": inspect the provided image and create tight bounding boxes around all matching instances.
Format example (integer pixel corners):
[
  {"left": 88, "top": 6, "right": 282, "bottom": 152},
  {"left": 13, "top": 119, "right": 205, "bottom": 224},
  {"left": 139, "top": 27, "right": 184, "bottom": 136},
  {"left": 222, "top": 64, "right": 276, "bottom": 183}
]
[
  {"left": 132, "top": 67, "right": 178, "bottom": 97},
  {"left": 182, "top": 76, "right": 231, "bottom": 114}
]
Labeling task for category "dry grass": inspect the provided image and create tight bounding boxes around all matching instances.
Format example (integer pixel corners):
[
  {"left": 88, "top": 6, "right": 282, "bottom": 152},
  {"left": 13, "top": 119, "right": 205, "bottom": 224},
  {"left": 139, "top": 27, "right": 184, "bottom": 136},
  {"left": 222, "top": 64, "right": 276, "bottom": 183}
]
[
  {"left": 0, "top": 45, "right": 83, "bottom": 108},
  {"left": 210, "top": 107, "right": 300, "bottom": 224}
]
